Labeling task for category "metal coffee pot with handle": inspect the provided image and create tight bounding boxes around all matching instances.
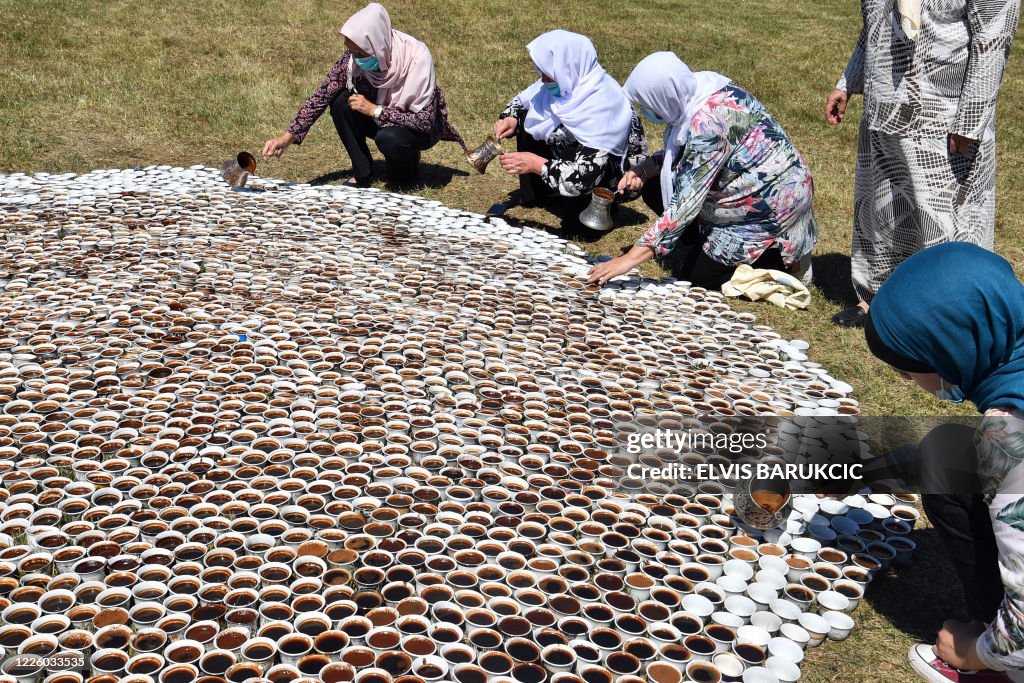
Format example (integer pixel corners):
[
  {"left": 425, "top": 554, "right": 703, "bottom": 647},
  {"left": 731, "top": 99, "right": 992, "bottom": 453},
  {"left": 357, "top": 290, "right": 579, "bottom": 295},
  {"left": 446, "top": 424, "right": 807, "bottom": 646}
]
[
  {"left": 220, "top": 152, "right": 258, "bottom": 187},
  {"left": 732, "top": 462, "right": 793, "bottom": 531},
  {"left": 466, "top": 136, "right": 503, "bottom": 174},
  {"left": 579, "top": 187, "right": 616, "bottom": 231}
]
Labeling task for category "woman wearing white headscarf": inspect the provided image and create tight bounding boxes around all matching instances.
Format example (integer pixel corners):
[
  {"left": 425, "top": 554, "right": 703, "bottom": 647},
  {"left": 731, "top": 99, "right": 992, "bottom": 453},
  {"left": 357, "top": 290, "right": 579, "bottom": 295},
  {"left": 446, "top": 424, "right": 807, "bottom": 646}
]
[
  {"left": 494, "top": 30, "right": 648, "bottom": 235},
  {"left": 589, "top": 52, "right": 818, "bottom": 291},
  {"left": 262, "top": 3, "right": 463, "bottom": 188}
]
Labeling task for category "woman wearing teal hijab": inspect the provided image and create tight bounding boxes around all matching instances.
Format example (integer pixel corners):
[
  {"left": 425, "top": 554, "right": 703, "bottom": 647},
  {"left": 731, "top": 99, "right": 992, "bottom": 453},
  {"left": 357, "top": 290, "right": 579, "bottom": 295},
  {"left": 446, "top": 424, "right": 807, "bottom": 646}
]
[{"left": 865, "top": 242, "right": 1024, "bottom": 681}]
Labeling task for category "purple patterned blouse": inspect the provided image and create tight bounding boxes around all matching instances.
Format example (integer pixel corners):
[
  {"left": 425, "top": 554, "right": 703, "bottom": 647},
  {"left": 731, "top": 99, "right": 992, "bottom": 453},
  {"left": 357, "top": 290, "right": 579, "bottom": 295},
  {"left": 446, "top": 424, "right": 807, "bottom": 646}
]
[{"left": 287, "top": 49, "right": 464, "bottom": 148}]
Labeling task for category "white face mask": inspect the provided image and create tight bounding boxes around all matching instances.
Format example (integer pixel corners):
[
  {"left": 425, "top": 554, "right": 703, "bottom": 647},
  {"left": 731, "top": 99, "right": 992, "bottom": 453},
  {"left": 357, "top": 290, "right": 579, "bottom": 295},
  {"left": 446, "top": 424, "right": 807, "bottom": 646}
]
[{"left": 934, "top": 378, "right": 966, "bottom": 403}]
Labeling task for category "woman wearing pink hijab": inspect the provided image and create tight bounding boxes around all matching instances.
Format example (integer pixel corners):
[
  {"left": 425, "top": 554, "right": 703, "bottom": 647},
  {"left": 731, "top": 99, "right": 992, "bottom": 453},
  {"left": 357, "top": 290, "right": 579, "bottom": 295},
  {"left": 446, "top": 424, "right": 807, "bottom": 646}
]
[{"left": 263, "top": 3, "right": 463, "bottom": 188}]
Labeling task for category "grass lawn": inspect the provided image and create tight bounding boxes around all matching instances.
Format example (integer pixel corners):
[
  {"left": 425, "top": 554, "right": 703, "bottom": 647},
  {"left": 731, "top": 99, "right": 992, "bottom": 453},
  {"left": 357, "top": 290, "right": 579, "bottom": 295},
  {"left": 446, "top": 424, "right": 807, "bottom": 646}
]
[{"left": 3, "top": 0, "right": 1023, "bottom": 680}]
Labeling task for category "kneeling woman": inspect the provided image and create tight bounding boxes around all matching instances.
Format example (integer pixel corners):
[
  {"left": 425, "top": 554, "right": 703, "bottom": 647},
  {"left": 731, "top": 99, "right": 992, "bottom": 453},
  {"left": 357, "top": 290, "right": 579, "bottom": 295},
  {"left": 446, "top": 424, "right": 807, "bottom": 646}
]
[
  {"left": 863, "top": 243, "right": 1024, "bottom": 680},
  {"left": 262, "top": 3, "right": 463, "bottom": 187},
  {"left": 589, "top": 52, "right": 817, "bottom": 289},
  {"left": 494, "top": 30, "right": 647, "bottom": 234}
]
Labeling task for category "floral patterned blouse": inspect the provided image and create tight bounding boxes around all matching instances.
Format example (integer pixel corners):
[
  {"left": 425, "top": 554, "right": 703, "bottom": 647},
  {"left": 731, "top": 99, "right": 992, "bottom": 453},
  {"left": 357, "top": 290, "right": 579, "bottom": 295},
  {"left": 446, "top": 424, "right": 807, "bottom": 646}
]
[
  {"left": 287, "top": 49, "right": 464, "bottom": 148},
  {"left": 636, "top": 84, "right": 818, "bottom": 267},
  {"left": 974, "top": 407, "right": 1024, "bottom": 672},
  {"left": 499, "top": 96, "right": 649, "bottom": 198}
]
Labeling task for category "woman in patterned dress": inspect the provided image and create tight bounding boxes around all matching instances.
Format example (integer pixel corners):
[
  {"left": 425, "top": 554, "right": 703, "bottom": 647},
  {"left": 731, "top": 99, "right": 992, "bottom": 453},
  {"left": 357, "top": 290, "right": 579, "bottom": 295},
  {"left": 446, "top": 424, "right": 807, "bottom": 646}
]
[
  {"left": 865, "top": 242, "right": 1024, "bottom": 682},
  {"left": 588, "top": 52, "right": 817, "bottom": 291},
  {"left": 825, "top": 0, "right": 1018, "bottom": 328},
  {"left": 494, "top": 30, "right": 648, "bottom": 236},
  {"left": 262, "top": 3, "right": 463, "bottom": 188}
]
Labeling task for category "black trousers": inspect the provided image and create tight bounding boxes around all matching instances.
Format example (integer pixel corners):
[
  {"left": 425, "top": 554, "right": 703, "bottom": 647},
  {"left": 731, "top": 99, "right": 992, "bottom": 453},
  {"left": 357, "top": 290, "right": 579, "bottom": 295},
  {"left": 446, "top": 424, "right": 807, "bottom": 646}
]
[
  {"left": 515, "top": 129, "right": 554, "bottom": 207},
  {"left": 514, "top": 130, "right": 601, "bottom": 234},
  {"left": 915, "top": 424, "right": 1004, "bottom": 622},
  {"left": 640, "top": 182, "right": 786, "bottom": 290},
  {"left": 329, "top": 89, "right": 431, "bottom": 181}
]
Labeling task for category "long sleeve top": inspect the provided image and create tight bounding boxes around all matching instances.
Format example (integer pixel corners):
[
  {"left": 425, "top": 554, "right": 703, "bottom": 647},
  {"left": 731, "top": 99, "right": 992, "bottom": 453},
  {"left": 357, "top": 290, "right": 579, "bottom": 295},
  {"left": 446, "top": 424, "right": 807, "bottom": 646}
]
[
  {"left": 972, "top": 409, "right": 1024, "bottom": 672},
  {"left": 499, "top": 96, "right": 649, "bottom": 198},
  {"left": 636, "top": 84, "right": 817, "bottom": 268},
  {"left": 287, "top": 49, "right": 464, "bottom": 148},
  {"left": 837, "top": 0, "right": 1019, "bottom": 138}
]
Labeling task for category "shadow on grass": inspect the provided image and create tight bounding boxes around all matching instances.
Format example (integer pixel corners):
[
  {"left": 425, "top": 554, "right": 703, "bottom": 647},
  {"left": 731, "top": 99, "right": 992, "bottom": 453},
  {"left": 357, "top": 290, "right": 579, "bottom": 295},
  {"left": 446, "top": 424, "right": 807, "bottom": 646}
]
[
  {"left": 307, "top": 161, "right": 469, "bottom": 190},
  {"left": 812, "top": 252, "right": 857, "bottom": 306},
  {"left": 494, "top": 193, "right": 650, "bottom": 244},
  {"left": 862, "top": 527, "right": 968, "bottom": 642}
]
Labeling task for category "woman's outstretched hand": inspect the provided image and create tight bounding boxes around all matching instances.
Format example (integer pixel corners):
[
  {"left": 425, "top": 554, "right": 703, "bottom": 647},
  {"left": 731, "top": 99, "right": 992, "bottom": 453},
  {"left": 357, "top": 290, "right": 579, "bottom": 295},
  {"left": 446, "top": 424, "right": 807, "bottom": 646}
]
[
  {"left": 587, "top": 246, "right": 655, "bottom": 285},
  {"left": 262, "top": 132, "right": 296, "bottom": 159},
  {"left": 588, "top": 256, "right": 634, "bottom": 285},
  {"left": 494, "top": 117, "right": 518, "bottom": 140}
]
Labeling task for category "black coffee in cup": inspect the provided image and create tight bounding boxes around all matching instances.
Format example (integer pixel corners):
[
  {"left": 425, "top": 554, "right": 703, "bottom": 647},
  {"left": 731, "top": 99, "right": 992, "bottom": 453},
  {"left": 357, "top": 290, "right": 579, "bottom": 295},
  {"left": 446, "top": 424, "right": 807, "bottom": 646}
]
[
  {"left": 686, "top": 636, "right": 714, "bottom": 655},
  {"left": 735, "top": 643, "right": 765, "bottom": 664}
]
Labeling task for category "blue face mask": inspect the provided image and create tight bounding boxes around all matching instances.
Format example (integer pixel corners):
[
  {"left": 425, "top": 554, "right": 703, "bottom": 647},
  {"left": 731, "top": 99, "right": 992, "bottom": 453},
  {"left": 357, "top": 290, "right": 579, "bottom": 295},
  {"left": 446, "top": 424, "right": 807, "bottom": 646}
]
[
  {"left": 934, "top": 378, "right": 966, "bottom": 404},
  {"left": 543, "top": 82, "right": 561, "bottom": 97},
  {"left": 355, "top": 55, "right": 380, "bottom": 72},
  {"left": 640, "top": 107, "right": 667, "bottom": 124}
]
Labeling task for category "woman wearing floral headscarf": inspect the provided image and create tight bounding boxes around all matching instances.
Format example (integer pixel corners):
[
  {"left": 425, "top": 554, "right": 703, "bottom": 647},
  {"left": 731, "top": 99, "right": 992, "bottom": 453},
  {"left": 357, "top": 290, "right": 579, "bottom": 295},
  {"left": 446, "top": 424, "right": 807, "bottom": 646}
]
[
  {"left": 262, "top": 3, "right": 463, "bottom": 187},
  {"left": 588, "top": 52, "right": 818, "bottom": 290},
  {"left": 494, "top": 30, "right": 648, "bottom": 235}
]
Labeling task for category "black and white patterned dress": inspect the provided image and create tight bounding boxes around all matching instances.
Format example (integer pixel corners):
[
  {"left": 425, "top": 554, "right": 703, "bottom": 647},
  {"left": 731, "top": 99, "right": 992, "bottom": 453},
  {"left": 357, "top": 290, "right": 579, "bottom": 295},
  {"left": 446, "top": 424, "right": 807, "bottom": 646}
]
[
  {"left": 499, "top": 96, "right": 649, "bottom": 197},
  {"left": 837, "top": 0, "right": 1018, "bottom": 302}
]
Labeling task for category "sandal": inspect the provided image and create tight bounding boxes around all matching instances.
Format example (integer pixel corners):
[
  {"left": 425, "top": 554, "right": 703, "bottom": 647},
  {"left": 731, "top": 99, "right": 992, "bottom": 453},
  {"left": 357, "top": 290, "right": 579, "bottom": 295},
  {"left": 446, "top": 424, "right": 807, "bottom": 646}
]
[{"left": 832, "top": 305, "right": 868, "bottom": 329}]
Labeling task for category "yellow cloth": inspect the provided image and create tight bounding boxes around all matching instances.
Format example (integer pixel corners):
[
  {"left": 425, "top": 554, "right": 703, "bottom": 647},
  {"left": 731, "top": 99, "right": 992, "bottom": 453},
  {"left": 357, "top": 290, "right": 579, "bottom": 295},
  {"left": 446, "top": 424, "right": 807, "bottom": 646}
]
[
  {"left": 721, "top": 264, "right": 812, "bottom": 310},
  {"left": 897, "top": 0, "right": 922, "bottom": 42}
]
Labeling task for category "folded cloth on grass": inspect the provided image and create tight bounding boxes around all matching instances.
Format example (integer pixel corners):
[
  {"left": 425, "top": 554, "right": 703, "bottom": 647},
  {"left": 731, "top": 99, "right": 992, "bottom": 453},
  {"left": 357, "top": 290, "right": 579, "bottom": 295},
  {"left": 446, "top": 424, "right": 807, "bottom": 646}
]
[{"left": 721, "top": 264, "right": 811, "bottom": 310}]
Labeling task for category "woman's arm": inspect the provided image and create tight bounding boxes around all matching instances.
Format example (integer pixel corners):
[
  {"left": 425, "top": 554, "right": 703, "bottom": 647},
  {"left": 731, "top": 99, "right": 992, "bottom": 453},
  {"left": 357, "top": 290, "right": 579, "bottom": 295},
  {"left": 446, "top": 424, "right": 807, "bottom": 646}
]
[
  {"left": 968, "top": 410, "right": 1024, "bottom": 672},
  {"left": 636, "top": 128, "right": 730, "bottom": 257},
  {"left": 625, "top": 111, "right": 651, "bottom": 169},
  {"left": 494, "top": 95, "right": 528, "bottom": 141},
  {"left": 835, "top": 25, "right": 867, "bottom": 95},
  {"left": 541, "top": 146, "right": 613, "bottom": 198},
  {"left": 951, "top": 0, "right": 1020, "bottom": 141},
  {"left": 286, "top": 51, "right": 353, "bottom": 144},
  {"left": 587, "top": 246, "right": 655, "bottom": 284},
  {"left": 499, "top": 95, "right": 528, "bottom": 125},
  {"left": 377, "top": 88, "right": 438, "bottom": 135},
  {"left": 632, "top": 155, "right": 663, "bottom": 182}
]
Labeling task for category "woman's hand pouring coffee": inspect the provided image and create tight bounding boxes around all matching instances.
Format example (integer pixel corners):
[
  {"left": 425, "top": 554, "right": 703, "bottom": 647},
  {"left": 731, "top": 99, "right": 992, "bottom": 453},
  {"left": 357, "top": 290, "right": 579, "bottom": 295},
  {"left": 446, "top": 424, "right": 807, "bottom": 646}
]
[
  {"left": 262, "top": 133, "right": 296, "bottom": 159},
  {"left": 494, "top": 117, "right": 519, "bottom": 140},
  {"left": 617, "top": 170, "right": 645, "bottom": 194}
]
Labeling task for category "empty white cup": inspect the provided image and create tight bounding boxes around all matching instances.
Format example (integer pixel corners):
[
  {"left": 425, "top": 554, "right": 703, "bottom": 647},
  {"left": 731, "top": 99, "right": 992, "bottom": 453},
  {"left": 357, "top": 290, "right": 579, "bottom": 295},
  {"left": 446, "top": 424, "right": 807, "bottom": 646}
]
[
  {"left": 742, "top": 666, "right": 781, "bottom": 683},
  {"left": 779, "top": 623, "right": 810, "bottom": 650},
  {"left": 767, "top": 637, "right": 804, "bottom": 665},
  {"left": 750, "top": 612, "right": 782, "bottom": 636},
  {"left": 821, "top": 611, "right": 855, "bottom": 641},
  {"left": 796, "top": 613, "right": 829, "bottom": 647},
  {"left": 765, "top": 655, "right": 801, "bottom": 682}
]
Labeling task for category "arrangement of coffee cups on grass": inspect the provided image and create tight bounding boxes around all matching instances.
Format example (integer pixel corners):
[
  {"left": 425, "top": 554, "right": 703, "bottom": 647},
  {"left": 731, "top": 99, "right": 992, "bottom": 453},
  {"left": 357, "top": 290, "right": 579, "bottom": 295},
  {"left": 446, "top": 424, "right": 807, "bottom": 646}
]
[{"left": 0, "top": 166, "right": 918, "bottom": 683}]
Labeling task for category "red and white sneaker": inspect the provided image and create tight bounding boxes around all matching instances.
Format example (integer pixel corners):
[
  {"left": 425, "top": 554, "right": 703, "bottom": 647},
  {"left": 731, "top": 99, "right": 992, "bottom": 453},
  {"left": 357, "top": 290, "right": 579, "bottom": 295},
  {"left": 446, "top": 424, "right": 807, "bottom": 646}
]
[{"left": 908, "top": 644, "right": 1013, "bottom": 683}]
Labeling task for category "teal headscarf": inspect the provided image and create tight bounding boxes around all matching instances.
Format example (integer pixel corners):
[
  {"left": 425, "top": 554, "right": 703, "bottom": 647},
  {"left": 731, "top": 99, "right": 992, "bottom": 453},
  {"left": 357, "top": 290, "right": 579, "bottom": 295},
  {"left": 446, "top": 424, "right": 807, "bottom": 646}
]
[{"left": 866, "top": 243, "right": 1024, "bottom": 414}]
